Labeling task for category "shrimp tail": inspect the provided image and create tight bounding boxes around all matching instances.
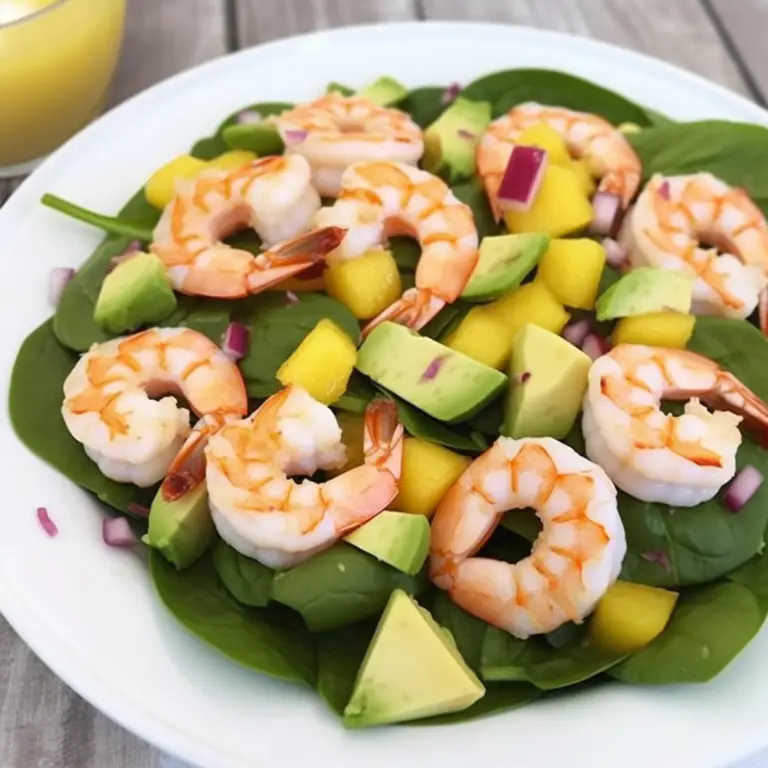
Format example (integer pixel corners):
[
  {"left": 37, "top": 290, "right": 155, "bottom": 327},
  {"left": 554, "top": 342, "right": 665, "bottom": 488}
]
[
  {"left": 712, "top": 371, "right": 768, "bottom": 445},
  {"left": 363, "top": 398, "right": 404, "bottom": 480},
  {"left": 246, "top": 226, "right": 347, "bottom": 293},
  {"left": 362, "top": 288, "right": 446, "bottom": 337}
]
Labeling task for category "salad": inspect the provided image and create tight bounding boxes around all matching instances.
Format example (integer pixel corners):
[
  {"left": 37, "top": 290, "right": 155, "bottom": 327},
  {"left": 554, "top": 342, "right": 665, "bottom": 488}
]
[{"left": 10, "top": 67, "right": 768, "bottom": 729}]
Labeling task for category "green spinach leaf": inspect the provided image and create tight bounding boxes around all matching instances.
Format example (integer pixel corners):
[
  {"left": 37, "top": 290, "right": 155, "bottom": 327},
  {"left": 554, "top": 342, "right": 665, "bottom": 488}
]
[
  {"left": 430, "top": 591, "right": 489, "bottom": 674},
  {"left": 10, "top": 320, "right": 154, "bottom": 514},
  {"left": 396, "top": 86, "right": 447, "bottom": 128},
  {"left": 451, "top": 178, "right": 499, "bottom": 239},
  {"left": 270, "top": 543, "right": 423, "bottom": 632},
  {"left": 42, "top": 194, "right": 155, "bottom": 241},
  {"left": 461, "top": 68, "right": 657, "bottom": 125},
  {"left": 150, "top": 550, "right": 316, "bottom": 684},
  {"left": 212, "top": 538, "right": 274, "bottom": 607},
  {"left": 239, "top": 293, "right": 359, "bottom": 397}
]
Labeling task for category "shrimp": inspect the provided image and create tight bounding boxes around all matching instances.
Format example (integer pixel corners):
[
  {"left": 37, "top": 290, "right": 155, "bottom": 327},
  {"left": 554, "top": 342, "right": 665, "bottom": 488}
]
[
  {"left": 314, "top": 161, "right": 479, "bottom": 334},
  {"left": 430, "top": 437, "right": 625, "bottom": 639},
  {"left": 582, "top": 344, "right": 768, "bottom": 507},
  {"left": 62, "top": 328, "right": 248, "bottom": 487},
  {"left": 476, "top": 102, "right": 642, "bottom": 220},
  {"left": 205, "top": 387, "right": 404, "bottom": 569},
  {"left": 273, "top": 93, "right": 424, "bottom": 197},
  {"left": 151, "top": 154, "right": 345, "bottom": 298},
  {"left": 621, "top": 173, "right": 768, "bottom": 324}
]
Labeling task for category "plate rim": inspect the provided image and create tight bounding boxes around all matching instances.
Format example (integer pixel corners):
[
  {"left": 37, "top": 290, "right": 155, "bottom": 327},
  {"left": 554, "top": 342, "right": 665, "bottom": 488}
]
[{"left": 2, "top": 20, "right": 768, "bottom": 768}]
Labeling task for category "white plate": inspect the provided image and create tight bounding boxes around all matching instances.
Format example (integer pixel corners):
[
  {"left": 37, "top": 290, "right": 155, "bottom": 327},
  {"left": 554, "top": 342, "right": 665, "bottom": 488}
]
[{"left": 2, "top": 21, "right": 768, "bottom": 768}]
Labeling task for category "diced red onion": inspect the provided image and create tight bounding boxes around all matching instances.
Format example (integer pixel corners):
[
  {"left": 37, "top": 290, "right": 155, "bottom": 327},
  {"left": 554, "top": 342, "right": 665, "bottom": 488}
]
[
  {"left": 107, "top": 240, "right": 142, "bottom": 274},
  {"left": 36, "top": 507, "right": 58, "bottom": 538},
  {"left": 563, "top": 319, "right": 592, "bottom": 347},
  {"left": 421, "top": 355, "right": 448, "bottom": 382},
  {"left": 457, "top": 129, "right": 477, "bottom": 140},
  {"left": 602, "top": 237, "right": 630, "bottom": 269},
  {"left": 515, "top": 371, "right": 531, "bottom": 384},
  {"left": 590, "top": 192, "right": 622, "bottom": 237},
  {"left": 295, "top": 262, "right": 327, "bottom": 280},
  {"left": 441, "top": 82, "right": 462, "bottom": 105},
  {"left": 581, "top": 333, "right": 611, "bottom": 361},
  {"left": 285, "top": 290, "right": 299, "bottom": 305},
  {"left": 284, "top": 129, "right": 308, "bottom": 144},
  {"left": 48, "top": 267, "right": 75, "bottom": 307},
  {"left": 658, "top": 180, "right": 671, "bottom": 200},
  {"left": 103, "top": 517, "right": 138, "bottom": 548},
  {"left": 723, "top": 465, "right": 764, "bottom": 513},
  {"left": 126, "top": 502, "right": 149, "bottom": 518},
  {"left": 221, "top": 322, "right": 250, "bottom": 362},
  {"left": 640, "top": 549, "right": 672, "bottom": 573},
  {"left": 497, "top": 146, "right": 548, "bottom": 213},
  {"left": 759, "top": 288, "right": 768, "bottom": 337},
  {"left": 236, "top": 110, "right": 263, "bottom": 125}
]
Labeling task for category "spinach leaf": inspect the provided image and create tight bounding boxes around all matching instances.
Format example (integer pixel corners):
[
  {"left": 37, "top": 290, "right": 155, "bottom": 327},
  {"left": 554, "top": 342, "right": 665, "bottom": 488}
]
[
  {"left": 451, "top": 178, "right": 499, "bottom": 239},
  {"left": 222, "top": 124, "right": 285, "bottom": 156},
  {"left": 270, "top": 543, "right": 423, "bottom": 632},
  {"left": 630, "top": 121, "right": 768, "bottom": 216},
  {"left": 461, "top": 68, "right": 657, "bottom": 125},
  {"left": 332, "top": 372, "right": 378, "bottom": 414},
  {"left": 389, "top": 236, "right": 420, "bottom": 271},
  {"left": 325, "top": 82, "right": 355, "bottom": 96},
  {"left": 419, "top": 301, "right": 469, "bottom": 342},
  {"left": 203, "top": 101, "right": 293, "bottom": 158},
  {"left": 610, "top": 579, "right": 765, "bottom": 684},
  {"left": 212, "top": 538, "right": 274, "bottom": 607},
  {"left": 150, "top": 550, "right": 316, "bottom": 685},
  {"left": 239, "top": 293, "right": 359, "bottom": 398},
  {"left": 396, "top": 86, "right": 447, "bottom": 128},
  {"left": 10, "top": 320, "right": 154, "bottom": 514},
  {"left": 464, "top": 394, "right": 504, "bottom": 436},
  {"left": 315, "top": 621, "right": 374, "bottom": 714},
  {"left": 430, "top": 591, "right": 489, "bottom": 674},
  {"left": 42, "top": 194, "right": 155, "bottom": 241}
]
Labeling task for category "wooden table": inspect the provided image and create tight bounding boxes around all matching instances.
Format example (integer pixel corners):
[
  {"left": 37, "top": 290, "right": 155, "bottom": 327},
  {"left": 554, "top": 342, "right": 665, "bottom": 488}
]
[{"left": 1, "top": 1, "right": 768, "bottom": 765}]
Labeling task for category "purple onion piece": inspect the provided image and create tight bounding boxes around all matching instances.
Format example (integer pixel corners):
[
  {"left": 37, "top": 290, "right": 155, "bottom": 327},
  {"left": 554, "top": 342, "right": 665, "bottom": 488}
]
[
  {"left": 421, "top": 355, "right": 449, "bottom": 382},
  {"left": 640, "top": 549, "right": 672, "bottom": 574}
]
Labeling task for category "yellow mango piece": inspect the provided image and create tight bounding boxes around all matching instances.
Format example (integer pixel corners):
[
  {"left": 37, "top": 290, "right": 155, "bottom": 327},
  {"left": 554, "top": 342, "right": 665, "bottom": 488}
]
[
  {"left": 393, "top": 438, "right": 471, "bottom": 517},
  {"left": 486, "top": 282, "right": 570, "bottom": 343},
  {"left": 325, "top": 249, "right": 402, "bottom": 320},
  {"left": 516, "top": 123, "right": 571, "bottom": 166},
  {"left": 207, "top": 149, "right": 257, "bottom": 172},
  {"left": 590, "top": 580, "right": 678, "bottom": 654},
  {"left": 327, "top": 412, "right": 366, "bottom": 478},
  {"left": 568, "top": 159, "right": 596, "bottom": 196},
  {"left": 618, "top": 122, "right": 642, "bottom": 135},
  {"left": 145, "top": 155, "right": 209, "bottom": 209},
  {"left": 445, "top": 306, "right": 512, "bottom": 370},
  {"left": 612, "top": 312, "right": 696, "bottom": 349},
  {"left": 276, "top": 319, "right": 357, "bottom": 405},
  {"left": 503, "top": 164, "right": 593, "bottom": 238},
  {"left": 536, "top": 239, "right": 606, "bottom": 310}
]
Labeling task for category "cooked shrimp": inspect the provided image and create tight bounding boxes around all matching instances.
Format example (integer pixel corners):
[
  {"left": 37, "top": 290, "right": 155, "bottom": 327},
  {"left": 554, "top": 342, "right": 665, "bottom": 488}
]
[
  {"left": 273, "top": 93, "right": 424, "bottom": 197},
  {"left": 430, "top": 437, "right": 625, "bottom": 639},
  {"left": 151, "top": 154, "right": 345, "bottom": 298},
  {"left": 582, "top": 344, "right": 768, "bottom": 507},
  {"left": 62, "top": 328, "right": 247, "bottom": 487},
  {"left": 476, "top": 102, "right": 642, "bottom": 220},
  {"left": 206, "top": 387, "right": 404, "bottom": 569},
  {"left": 621, "top": 173, "right": 768, "bottom": 323},
  {"left": 314, "top": 161, "right": 478, "bottom": 334}
]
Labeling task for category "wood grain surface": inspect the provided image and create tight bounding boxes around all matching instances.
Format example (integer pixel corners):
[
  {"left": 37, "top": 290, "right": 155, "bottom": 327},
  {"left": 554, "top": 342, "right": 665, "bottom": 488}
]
[{"left": 1, "top": 1, "right": 767, "bottom": 766}]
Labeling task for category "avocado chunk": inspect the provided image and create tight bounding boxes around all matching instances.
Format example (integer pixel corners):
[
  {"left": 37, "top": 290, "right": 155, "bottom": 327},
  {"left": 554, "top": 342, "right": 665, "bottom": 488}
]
[
  {"left": 94, "top": 252, "right": 177, "bottom": 334},
  {"left": 422, "top": 97, "right": 492, "bottom": 182},
  {"left": 145, "top": 481, "right": 213, "bottom": 569},
  {"left": 222, "top": 122, "right": 285, "bottom": 156},
  {"left": 595, "top": 267, "right": 694, "bottom": 322},
  {"left": 356, "top": 322, "right": 507, "bottom": 423},
  {"left": 344, "top": 511, "right": 430, "bottom": 575},
  {"left": 357, "top": 76, "right": 408, "bottom": 106},
  {"left": 503, "top": 323, "right": 591, "bottom": 439},
  {"left": 343, "top": 589, "right": 485, "bottom": 727},
  {"left": 462, "top": 233, "right": 551, "bottom": 302}
]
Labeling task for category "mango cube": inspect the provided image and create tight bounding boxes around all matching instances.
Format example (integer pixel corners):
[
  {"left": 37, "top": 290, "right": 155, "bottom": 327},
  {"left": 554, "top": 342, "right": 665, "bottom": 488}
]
[
  {"left": 536, "top": 239, "right": 606, "bottom": 310},
  {"left": 276, "top": 319, "right": 357, "bottom": 404},
  {"left": 568, "top": 159, "right": 596, "bottom": 196},
  {"left": 516, "top": 123, "right": 571, "bottom": 166},
  {"left": 487, "top": 282, "right": 570, "bottom": 343},
  {"left": 618, "top": 122, "right": 642, "bottom": 135},
  {"left": 393, "top": 438, "right": 471, "bottom": 517},
  {"left": 612, "top": 312, "right": 696, "bottom": 349},
  {"left": 445, "top": 306, "right": 512, "bottom": 370},
  {"left": 327, "top": 412, "right": 366, "bottom": 478},
  {"left": 325, "top": 249, "right": 402, "bottom": 320},
  {"left": 503, "top": 164, "right": 593, "bottom": 238},
  {"left": 207, "top": 149, "right": 257, "bottom": 172},
  {"left": 145, "top": 154, "right": 208, "bottom": 209},
  {"left": 590, "top": 580, "right": 678, "bottom": 654}
]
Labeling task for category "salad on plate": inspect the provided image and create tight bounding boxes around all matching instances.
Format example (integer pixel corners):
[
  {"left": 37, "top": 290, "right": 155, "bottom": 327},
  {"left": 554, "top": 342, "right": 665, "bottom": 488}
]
[{"left": 10, "top": 67, "right": 768, "bottom": 729}]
